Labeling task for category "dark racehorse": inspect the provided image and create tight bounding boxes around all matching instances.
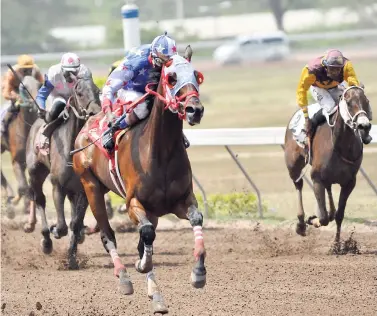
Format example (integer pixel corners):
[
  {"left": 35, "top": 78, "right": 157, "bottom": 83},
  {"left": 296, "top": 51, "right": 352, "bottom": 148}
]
[
  {"left": 284, "top": 86, "right": 372, "bottom": 243},
  {"left": 73, "top": 47, "right": 206, "bottom": 314},
  {"left": 1, "top": 76, "right": 41, "bottom": 218},
  {"left": 26, "top": 76, "right": 107, "bottom": 269}
]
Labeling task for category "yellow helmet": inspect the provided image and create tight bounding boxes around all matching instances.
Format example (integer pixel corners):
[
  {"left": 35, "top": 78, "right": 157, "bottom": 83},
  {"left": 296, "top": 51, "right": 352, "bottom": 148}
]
[{"left": 17, "top": 54, "right": 35, "bottom": 68}]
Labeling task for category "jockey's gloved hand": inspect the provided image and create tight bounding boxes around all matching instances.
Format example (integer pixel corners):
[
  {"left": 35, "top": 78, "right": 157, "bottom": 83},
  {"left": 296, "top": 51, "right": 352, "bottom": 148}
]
[
  {"left": 37, "top": 109, "right": 46, "bottom": 120},
  {"left": 106, "top": 111, "right": 117, "bottom": 128}
]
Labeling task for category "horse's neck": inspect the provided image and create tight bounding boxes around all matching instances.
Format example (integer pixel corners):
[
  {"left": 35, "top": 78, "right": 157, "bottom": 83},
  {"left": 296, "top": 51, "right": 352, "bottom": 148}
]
[
  {"left": 333, "top": 112, "right": 363, "bottom": 161},
  {"left": 145, "top": 96, "right": 183, "bottom": 162},
  {"left": 56, "top": 110, "right": 84, "bottom": 157}
]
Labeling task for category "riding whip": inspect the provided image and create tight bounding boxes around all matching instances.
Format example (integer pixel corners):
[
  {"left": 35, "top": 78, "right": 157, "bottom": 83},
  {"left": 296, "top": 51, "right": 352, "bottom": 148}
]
[{"left": 6, "top": 63, "right": 45, "bottom": 112}]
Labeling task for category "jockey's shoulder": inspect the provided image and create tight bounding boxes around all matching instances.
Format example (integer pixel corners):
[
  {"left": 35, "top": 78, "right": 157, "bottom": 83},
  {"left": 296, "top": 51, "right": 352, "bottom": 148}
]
[{"left": 306, "top": 56, "right": 324, "bottom": 72}]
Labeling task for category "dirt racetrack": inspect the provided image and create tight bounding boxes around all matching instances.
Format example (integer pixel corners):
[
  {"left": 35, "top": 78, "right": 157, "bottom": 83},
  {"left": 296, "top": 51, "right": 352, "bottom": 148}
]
[{"left": 1, "top": 217, "right": 376, "bottom": 316}]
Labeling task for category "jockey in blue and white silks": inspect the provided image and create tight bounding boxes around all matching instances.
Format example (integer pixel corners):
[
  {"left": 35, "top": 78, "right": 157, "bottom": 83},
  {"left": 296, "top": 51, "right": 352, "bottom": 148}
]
[
  {"left": 101, "top": 32, "right": 180, "bottom": 152},
  {"left": 35, "top": 52, "right": 93, "bottom": 151}
]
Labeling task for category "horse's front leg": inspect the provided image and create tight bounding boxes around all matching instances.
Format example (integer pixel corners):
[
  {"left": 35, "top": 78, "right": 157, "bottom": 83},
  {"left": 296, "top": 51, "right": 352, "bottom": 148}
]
[
  {"left": 67, "top": 191, "right": 88, "bottom": 270},
  {"left": 128, "top": 198, "right": 168, "bottom": 314},
  {"left": 308, "top": 178, "right": 329, "bottom": 228},
  {"left": 50, "top": 181, "right": 68, "bottom": 239},
  {"left": 175, "top": 201, "right": 207, "bottom": 289}
]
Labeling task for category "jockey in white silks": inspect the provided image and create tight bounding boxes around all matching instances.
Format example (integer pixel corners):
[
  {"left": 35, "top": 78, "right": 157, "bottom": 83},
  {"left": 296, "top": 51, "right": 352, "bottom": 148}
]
[
  {"left": 100, "top": 32, "right": 191, "bottom": 153},
  {"left": 35, "top": 52, "right": 93, "bottom": 151}
]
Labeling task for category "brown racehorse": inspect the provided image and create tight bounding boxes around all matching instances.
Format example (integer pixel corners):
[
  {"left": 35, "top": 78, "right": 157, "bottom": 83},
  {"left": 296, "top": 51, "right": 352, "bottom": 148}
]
[
  {"left": 73, "top": 48, "right": 206, "bottom": 313},
  {"left": 26, "top": 76, "right": 105, "bottom": 269},
  {"left": 1, "top": 76, "right": 41, "bottom": 218},
  {"left": 284, "top": 86, "right": 372, "bottom": 244}
]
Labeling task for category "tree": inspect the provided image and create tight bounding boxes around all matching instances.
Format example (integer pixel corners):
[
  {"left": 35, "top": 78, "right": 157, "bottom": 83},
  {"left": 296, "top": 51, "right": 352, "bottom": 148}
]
[{"left": 266, "top": 0, "right": 317, "bottom": 31}]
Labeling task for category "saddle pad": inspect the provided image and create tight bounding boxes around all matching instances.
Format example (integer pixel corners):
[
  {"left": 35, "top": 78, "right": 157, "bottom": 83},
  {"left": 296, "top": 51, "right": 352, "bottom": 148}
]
[{"left": 288, "top": 103, "right": 322, "bottom": 147}]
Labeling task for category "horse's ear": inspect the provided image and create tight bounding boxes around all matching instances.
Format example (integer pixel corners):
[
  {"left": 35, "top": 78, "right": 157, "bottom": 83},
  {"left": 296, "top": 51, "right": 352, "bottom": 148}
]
[
  {"left": 359, "top": 81, "right": 365, "bottom": 89},
  {"left": 184, "top": 45, "right": 193, "bottom": 62}
]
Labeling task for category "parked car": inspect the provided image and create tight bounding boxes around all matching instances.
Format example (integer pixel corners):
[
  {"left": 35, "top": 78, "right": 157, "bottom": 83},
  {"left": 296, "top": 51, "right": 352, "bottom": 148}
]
[{"left": 213, "top": 31, "right": 290, "bottom": 65}]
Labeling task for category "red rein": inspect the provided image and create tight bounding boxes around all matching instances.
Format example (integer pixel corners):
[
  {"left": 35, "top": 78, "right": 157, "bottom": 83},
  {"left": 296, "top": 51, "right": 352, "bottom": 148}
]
[{"left": 145, "top": 82, "right": 199, "bottom": 120}]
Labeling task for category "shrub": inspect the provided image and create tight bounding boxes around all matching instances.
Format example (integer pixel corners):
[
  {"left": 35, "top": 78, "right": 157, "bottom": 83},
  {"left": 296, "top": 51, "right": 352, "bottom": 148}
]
[{"left": 196, "top": 192, "right": 265, "bottom": 219}]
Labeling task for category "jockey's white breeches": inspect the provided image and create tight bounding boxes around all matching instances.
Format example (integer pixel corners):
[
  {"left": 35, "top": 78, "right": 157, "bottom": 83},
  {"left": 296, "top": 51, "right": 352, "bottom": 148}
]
[
  {"left": 309, "top": 82, "right": 347, "bottom": 115},
  {"left": 117, "top": 89, "right": 149, "bottom": 120}
]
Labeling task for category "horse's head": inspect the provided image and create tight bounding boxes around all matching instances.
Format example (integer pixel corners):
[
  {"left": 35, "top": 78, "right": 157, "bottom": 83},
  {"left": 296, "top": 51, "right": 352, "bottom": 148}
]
[
  {"left": 71, "top": 75, "right": 102, "bottom": 118},
  {"left": 339, "top": 86, "right": 372, "bottom": 144},
  {"left": 158, "top": 46, "right": 205, "bottom": 126},
  {"left": 19, "top": 76, "right": 42, "bottom": 110}
]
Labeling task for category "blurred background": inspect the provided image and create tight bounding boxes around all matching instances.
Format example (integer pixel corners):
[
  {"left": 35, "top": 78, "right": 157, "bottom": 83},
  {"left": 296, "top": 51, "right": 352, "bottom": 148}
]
[{"left": 1, "top": 0, "right": 376, "bottom": 224}]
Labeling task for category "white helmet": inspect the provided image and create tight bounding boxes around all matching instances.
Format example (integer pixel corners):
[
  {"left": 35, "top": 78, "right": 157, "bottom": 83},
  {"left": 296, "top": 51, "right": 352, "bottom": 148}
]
[{"left": 60, "top": 52, "right": 80, "bottom": 73}]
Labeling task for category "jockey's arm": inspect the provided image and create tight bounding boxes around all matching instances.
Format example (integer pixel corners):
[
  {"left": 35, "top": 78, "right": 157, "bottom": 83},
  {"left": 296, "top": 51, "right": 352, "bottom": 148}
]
[
  {"left": 32, "top": 65, "right": 45, "bottom": 84},
  {"left": 343, "top": 60, "right": 360, "bottom": 87},
  {"left": 101, "top": 63, "right": 134, "bottom": 114},
  {"left": 2, "top": 69, "right": 18, "bottom": 101},
  {"left": 36, "top": 74, "right": 54, "bottom": 110},
  {"left": 296, "top": 66, "right": 316, "bottom": 118}
]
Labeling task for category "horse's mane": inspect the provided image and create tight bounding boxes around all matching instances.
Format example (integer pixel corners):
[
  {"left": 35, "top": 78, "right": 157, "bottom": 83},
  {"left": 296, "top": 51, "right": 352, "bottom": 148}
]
[{"left": 146, "top": 66, "right": 162, "bottom": 110}]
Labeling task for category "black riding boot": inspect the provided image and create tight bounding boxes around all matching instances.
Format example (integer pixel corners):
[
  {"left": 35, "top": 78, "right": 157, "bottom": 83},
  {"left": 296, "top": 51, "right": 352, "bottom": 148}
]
[{"left": 311, "top": 109, "right": 326, "bottom": 135}]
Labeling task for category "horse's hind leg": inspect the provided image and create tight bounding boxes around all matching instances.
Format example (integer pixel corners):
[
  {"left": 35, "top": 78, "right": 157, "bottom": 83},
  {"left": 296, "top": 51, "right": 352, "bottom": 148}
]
[
  {"left": 1, "top": 169, "right": 16, "bottom": 219},
  {"left": 80, "top": 171, "right": 133, "bottom": 295},
  {"left": 335, "top": 178, "right": 356, "bottom": 243},
  {"left": 129, "top": 199, "right": 168, "bottom": 314},
  {"left": 67, "top": 191, "right": 88, "bottom": 270},
  {"left": 326, "top": 185, "right": 337, "bottom": 222},
  {"left": 294, "top": 178, "right": 306, "bottom": 236},
  {"left": 50, "top": 179, "right": 68, "bottom": 239},
  {"left": 285, "top": 140, "right": 307, "bottom": 236}
]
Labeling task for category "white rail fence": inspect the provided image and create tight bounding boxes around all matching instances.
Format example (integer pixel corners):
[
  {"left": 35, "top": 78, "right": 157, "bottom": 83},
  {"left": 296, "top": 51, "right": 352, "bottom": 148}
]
[{"left": 184, "top": 126, "right": 377, "bottom": 218}]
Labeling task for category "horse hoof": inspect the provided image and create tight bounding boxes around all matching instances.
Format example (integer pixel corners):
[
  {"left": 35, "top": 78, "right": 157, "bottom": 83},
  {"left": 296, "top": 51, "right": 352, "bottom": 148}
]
[
  {"left": 50, "top": 225, "right": 68, "bottom": 239},
  {"left": 40, "top": 238, "right": 53, "bottom": 255},
  {"left": 84, "top": 226, "right": 99, "bottom": 235},
  {"left": 307, "top": 215, "right": 317, "bottom": 226},
  {"left": 135, "top": 259, "right": 153, "bottom": 274},
  {"left": 6, "top": 207, "right": 15, "bottom": 220},
  {"left": 151, "top": 293, "right": 168, "bottom": 314},
  {"left": 68, "top": 258, "right": 80, "bottom": 270},
  {"left": 191, "top": 267, "right": 207, "bottom": 289},
  {"left": 295, "top": 223, "right": 306, "bottom": 236},
  {"left": 23, "top": 222, "right": 35, "bottom": 233},
  {"left": 118, "top": 270, "right": 134, "bottom": 295}
]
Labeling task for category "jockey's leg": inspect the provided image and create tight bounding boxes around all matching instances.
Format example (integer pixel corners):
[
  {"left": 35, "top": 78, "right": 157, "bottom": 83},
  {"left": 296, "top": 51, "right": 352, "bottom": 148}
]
[
  {"left": 39, "top": 97, "right": 66, "bottom": 151},
  {"left": 1, "top": 101, "right": 19, "bottom": 134},
  {"left": 102, "top": 91, "right": 149, "bottom": 153},
  {"left": 309, "top": 86, "right": 335, "bottom": 134}
]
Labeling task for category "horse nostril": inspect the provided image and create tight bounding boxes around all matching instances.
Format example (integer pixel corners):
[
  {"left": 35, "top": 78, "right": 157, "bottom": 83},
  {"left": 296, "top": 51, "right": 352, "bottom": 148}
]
[{"left": 186, "top": 106, "right": 195, "bottom": 114}]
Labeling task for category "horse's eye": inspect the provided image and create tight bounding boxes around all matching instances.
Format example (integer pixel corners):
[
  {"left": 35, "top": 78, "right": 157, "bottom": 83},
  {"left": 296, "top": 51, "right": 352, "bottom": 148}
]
[
  {"left": 77, "top": 92, "right": 83, "bottom": 97},
  {"left": 167, "top": 73, "right": 177, "bottom": 88}
]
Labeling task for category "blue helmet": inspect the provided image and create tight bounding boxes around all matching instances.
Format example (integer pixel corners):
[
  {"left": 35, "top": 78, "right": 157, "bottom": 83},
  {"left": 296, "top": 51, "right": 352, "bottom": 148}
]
[{"left": 151, "top": 32, "right": 177, "bottom": 66}]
